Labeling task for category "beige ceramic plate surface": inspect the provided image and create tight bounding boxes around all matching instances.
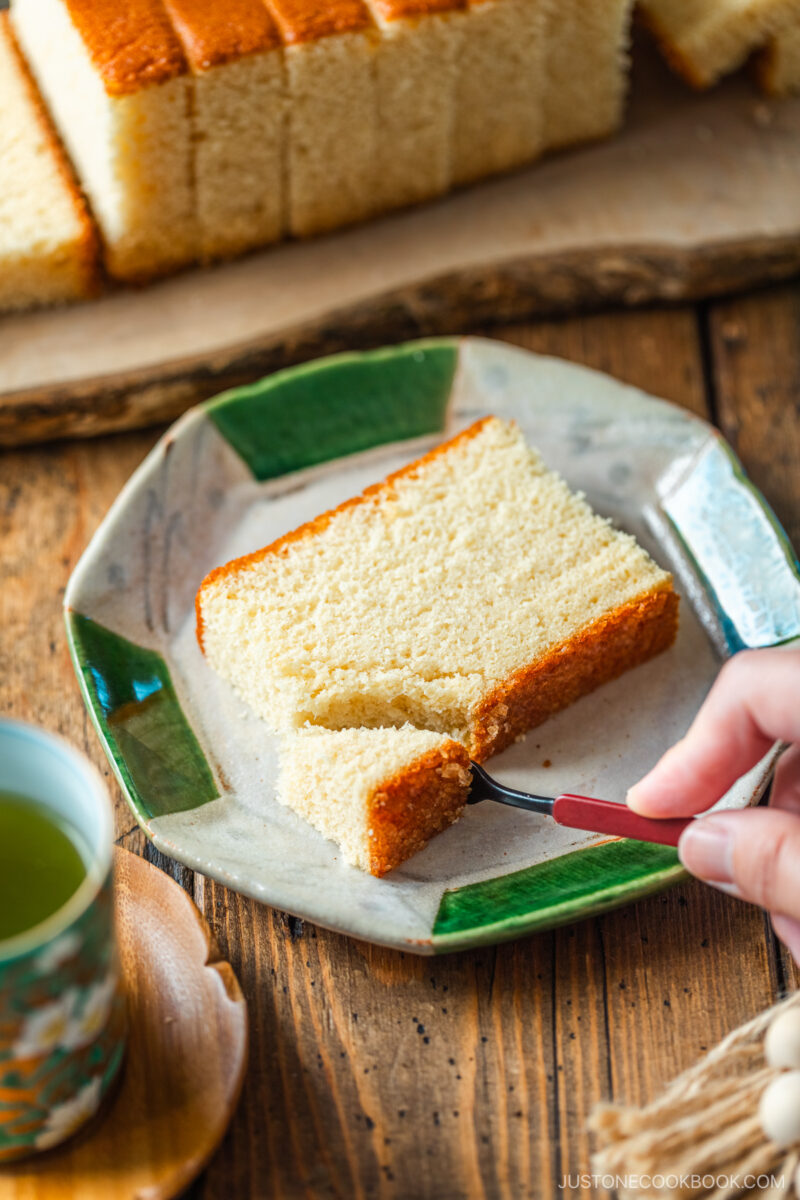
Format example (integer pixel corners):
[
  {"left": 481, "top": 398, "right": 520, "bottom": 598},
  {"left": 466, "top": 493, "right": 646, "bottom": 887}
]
[{"left": 0, "top": 848, "right": 248, "bottom": 1200}]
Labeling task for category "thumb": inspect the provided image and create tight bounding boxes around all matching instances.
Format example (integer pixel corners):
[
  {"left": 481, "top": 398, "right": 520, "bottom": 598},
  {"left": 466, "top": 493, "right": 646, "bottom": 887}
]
[
  {"left": 678, "top": 807, "right": 800, "bottom": 921},
  {"left": 771, "top": 914, "right": 800, "bottom": 965}
]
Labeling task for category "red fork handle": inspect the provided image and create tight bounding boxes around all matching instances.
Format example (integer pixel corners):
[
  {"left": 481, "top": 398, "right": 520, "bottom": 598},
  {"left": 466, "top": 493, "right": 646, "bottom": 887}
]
[{"left": 553, "top": 794, "right": 692, "bottom": 847}]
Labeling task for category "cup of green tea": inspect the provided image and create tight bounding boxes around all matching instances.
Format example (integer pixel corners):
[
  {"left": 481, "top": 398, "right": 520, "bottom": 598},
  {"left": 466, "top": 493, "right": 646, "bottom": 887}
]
[{"left": 0, "top": 719, "right": 126, "bottom": 1161}]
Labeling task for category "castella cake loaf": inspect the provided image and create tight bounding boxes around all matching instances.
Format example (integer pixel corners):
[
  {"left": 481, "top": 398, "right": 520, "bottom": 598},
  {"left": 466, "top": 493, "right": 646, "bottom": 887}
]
[
  {"left": 362, "top": 0, "right": 465, "bottom": 211},
  {"left": 197, "top": 416, "right": 678, "bottom": 760},
  {"left": 263, "top": 0, "right": 378, "bottom": 236},
  {"left": 162, "top": 0, "right": 286, "bottom": 260},
  {"left": 0, "top": 13, "right": 98, "bottom": 313},
  {"left": 278, "top": 726, "right": 471, "bottom": 875},
  {"left": 452, "top": 0, "right": 547, "bottom": 185},
  {"left": 638, "top": 0, "right": 800, "bottom": 89},
  {"left": 542, "top": 0, "right": 634, "bottom": 151},
  {"left": 11, "top": 0, "right": 196, "bottom": 282}
]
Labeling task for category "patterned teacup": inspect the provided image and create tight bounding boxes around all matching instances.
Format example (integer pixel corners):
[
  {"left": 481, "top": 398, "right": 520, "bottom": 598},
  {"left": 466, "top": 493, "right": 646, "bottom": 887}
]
[{"left": 0, "top": 720, "right": 126, "bottom": 1161}]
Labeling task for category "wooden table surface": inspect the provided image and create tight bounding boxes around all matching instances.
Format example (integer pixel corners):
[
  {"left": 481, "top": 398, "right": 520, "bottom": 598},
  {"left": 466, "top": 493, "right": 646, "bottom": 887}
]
[{"left": 2, "top": 287, "right": 799, "bottom": 1199}]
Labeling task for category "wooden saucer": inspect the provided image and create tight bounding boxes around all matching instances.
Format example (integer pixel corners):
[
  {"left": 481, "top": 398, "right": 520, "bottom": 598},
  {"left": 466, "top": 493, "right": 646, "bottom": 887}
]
[{"left": 1, "top": 848, "right": 248, "bottom": 1199}]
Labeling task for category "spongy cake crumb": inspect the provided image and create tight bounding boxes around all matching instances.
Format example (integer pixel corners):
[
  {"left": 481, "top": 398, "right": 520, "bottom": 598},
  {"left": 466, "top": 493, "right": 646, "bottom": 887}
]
[
  {"left": 278, "top": 725, "right": 471, "bottom": 874},
  {"left": 197, "top": 415, "right": 677, "bottom": 758}
]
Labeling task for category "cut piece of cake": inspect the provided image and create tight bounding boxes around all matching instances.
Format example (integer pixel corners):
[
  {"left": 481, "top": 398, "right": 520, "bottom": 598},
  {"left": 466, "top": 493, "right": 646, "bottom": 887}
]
[
  {"left": 452, "top": 0, "right": 546, "bottom": 186},
  {"left": 757, "top": 24, "right": 800, "bottom": 93},
  {"left": 362, "top": 0, "right": 466, "bottom": 212},
  {"left": 277, "top": 726, "right": 471, "bottom": 875},
  {"left": 0, "top": 13, "right": 98, "bottom": 312},
  {"left": 11, "top": 0, "right": 196, "bottom": 281},
  {"left": 638, "top": 0, "right": 800, "bottom": 89},
  {"left": 263, "top": 0, "right": 378, "bottom": 236},
  {"left": 197, "top": 416, "right": 679, "bottom": 760},
  {"left": 162, "top": 0, "right": 287, "bottom": 261},
  {"left": 542, "top": 0, "right": 633, "bottom": 152}
]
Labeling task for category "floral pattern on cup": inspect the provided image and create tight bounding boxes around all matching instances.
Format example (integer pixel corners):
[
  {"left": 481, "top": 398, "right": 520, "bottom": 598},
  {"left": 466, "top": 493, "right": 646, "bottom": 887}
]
[
  {"left": 0, "top": 866, "right": 126, "bottom": 1161},
  {"left": 34, "top": 1076, "right": 105, "bottom": 1151}
]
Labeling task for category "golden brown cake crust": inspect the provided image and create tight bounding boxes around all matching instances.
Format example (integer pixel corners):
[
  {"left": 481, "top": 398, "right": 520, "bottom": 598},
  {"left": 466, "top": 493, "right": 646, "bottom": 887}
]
[
  {"left": 367, "top": 741, "right": 471, "bottom": 876},
  {"left": 470, "top": 584, "right": 679, "bottom": 761},
  {"left": 3, "top": 13, "right": 101, "bottom": 295},
  {"left": 262, "top": 0, "right": 373, "bottom": 44},
  {"left": 163, "top": 0, "right": 281, "bottom": 69},
  {"left": 59, "top": 0, "right": 188, "bottom": 95},
  {"left": 369, "top": 0, "right": 465, "bottom": 21},
  {"left": 196, "top": 417, "right": 492, "bottom": 650}
]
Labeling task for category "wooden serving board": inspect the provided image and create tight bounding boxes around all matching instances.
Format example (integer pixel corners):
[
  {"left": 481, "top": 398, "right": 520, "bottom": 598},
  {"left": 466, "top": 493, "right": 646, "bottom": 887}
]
[{"left": 3, "top": 42, "right": 800, "bottom": 446}]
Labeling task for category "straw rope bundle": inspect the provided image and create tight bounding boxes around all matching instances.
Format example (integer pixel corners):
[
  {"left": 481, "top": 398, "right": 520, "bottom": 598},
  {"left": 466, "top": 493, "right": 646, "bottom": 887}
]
[{"left": 590, "top": 990, "right": 800, "bottom": 1199}]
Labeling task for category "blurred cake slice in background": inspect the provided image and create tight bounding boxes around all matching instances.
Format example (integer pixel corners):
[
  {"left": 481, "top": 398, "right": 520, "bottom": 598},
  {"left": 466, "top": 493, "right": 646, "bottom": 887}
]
[
  {"left": 757, "top": 21, "right": 800, "bottom": 93},
  {"left": 452, "top": 0, "right": 546, "bottom": 186},
  {"left": 363, "top": 0, "right": 465, "bottom": 211},
  {"left": 163, "top": 0, "right": 287, "bottom": 261},
  {"left": 542, "top": 0, "right": 633, "bottom": 151},
  {"left": 11, "top": 0, "right": 196, "bottom": 281},
  {"left": 278, "top": 726, "right": 471, "bottom": 875},
  {"left": 0, "top": 12, "right": 98, "bottom": 312},
  {"left": 638, "top": 0, "right": 800, "bottom": 89},
  {"left": 263, "top": 0, "right": 378, "bottom": 236}
]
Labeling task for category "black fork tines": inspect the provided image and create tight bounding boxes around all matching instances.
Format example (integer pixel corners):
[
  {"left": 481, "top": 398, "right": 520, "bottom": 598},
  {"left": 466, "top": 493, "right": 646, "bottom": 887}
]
[{"left": 468, "top": 762, "right": 554, "bottom": 816}]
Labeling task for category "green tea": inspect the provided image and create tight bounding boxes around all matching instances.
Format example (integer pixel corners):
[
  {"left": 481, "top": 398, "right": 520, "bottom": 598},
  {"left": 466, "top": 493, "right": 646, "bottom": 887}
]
[{"left": 0, "top": 792, "right": 89, "bottom": 942}]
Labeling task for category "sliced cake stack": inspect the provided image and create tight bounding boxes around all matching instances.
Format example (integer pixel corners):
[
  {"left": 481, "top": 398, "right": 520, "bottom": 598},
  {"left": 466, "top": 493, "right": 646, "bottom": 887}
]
[
  {"left": 4, "top": 0, "right": 637, "bottom": 303},
  {"left": 4, "top": 0, "right": 800, "bottom": 313}
]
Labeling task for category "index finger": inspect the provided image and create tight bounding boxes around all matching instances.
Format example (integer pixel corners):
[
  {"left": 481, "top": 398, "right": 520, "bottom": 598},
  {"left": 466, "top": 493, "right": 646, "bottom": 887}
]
[{"left": 627, "top": 646, "right": 800, "bottom": 818}]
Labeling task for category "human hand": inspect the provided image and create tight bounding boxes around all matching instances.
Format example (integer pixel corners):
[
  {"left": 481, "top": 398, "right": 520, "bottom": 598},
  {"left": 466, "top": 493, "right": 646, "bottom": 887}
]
[{"left": 626, "top": 646, "right": 800, "bottom": 964}]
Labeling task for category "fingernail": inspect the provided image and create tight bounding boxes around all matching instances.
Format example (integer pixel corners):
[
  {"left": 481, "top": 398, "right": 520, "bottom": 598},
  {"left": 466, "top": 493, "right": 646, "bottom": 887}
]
[
  {"left": 625, "top": 784, "right": 654, "bottom": 815},
  {"left": 707, "top": 880, "right": 744, "bottom": 899},
  {"left": 678, "top": 817, "right": 734, "bottom": 882}
]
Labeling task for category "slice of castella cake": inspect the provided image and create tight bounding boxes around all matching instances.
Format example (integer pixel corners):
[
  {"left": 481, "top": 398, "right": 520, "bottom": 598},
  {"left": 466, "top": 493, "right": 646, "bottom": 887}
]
[
  {"left": 0, "top": 13, "right": 98, "bottom": 313},
  {"left": 757, "top": 23, "right": 800, "bottom": 94},
  {"left": 638, "top": 0, "right": 800, "bottom": 90},
  {"left": 197, "top": 416, "right": 678, "bottom": 761},
  {"left": 263, "top": 0, "right": 378, "bottom": 236},
  {"left": 278, "top": 727, "right": 471, "bottom": 875},
  {"left": 452, "top": 0, "right": 547, "bottom": 186},
  {"left": 361, "top": 0, "right": 466, "bottom": 212},
  {"left": 12, "top": 0, "right": 197, "bottom": 281},
  {"left": 542, "top": 0, "right": 634, "bottom": 152},
  {"left": 161, "top": 0, "right": 287, "bottom": 260}
]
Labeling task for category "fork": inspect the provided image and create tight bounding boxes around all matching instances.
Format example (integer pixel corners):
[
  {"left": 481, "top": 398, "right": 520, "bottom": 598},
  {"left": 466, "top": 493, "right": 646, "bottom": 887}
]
[{"left": 468, "top": 762, "right": 691, "bottom": 846}]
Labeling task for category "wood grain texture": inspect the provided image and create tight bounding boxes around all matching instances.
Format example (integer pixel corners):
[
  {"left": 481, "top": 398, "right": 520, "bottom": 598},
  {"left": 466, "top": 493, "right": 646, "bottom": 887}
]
[
  {"left": 0, "top": 303, "right": 797, "bottom": 1199},
  {"left": 707, "top": 284, "right": 800, "bottom": 550},
  {"left": 2, "top": 239, "right": 800, "bottom": 448}
]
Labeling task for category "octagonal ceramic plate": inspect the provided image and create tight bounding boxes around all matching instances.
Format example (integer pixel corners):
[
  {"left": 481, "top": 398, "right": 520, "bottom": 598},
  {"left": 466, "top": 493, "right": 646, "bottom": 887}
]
[{"left": 65, "top": 338, "right": 800, "bottom": 954}]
